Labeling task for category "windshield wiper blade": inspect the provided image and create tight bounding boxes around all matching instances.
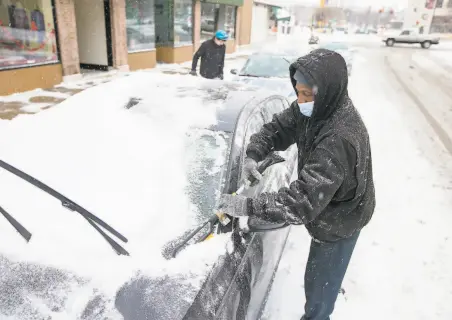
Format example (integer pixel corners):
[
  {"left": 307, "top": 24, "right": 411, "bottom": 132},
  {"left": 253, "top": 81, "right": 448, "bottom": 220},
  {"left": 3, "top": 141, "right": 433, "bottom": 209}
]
[
  {"left": 0, "top": 159, "right": 129, "bottom": 256},
  {"left": 238, "top": 73, "right": 262, "bottom": 78},
  {"left": 0, "top": 205, "right": 32, "bottom": 242}
]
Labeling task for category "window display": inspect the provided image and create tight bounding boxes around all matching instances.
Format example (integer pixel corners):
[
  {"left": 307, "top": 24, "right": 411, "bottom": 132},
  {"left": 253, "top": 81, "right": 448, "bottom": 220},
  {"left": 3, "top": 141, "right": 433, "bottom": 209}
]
[
  {"left": 0, "top": 0, "right": 58, "bottom": 69},
  {"left": 125, "top": 0, "right": 155, "bottom": 52},
  {"left": 224, "top": 5, "right": 236, "bottom": 39},
  {"left": 200, "top": 3, "right": 236, "bottom": 42},
  {"left": 173, "top": 0, "right": 193, "bottom": 45}
]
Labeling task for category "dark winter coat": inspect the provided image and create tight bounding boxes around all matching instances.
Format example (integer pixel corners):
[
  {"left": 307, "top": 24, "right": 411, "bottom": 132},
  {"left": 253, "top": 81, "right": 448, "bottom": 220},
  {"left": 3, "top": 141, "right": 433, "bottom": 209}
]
[
  {"left": 246, "top": 49, "right": 376, "bottom": 242},
  {"left": 191, "top": 39, "right": 226, "bottom": 79}
]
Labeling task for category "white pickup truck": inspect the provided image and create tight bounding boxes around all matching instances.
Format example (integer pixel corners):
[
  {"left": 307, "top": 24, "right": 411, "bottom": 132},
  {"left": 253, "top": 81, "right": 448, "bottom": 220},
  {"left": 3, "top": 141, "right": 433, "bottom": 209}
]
[{"left": 381, "top": 28, "right": 440, "bottom": 49}]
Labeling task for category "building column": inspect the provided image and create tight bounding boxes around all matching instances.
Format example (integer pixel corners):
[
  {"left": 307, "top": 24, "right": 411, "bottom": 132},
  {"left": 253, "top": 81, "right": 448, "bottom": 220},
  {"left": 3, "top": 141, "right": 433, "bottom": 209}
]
[
  {"left": 235, "top": 5, "right": 242, "bottom": 48},
  {"left": 193, "top": 0, "right": 201, "bottom": 51},
  {"left": 110, "top": 0, "right": 129, "bottom": 71},
  {"left": 54, "top": 0, "right": 81, "bottom": 80},
  {"left": 238, "top": 0, "right": 252, "bottom": 46}
]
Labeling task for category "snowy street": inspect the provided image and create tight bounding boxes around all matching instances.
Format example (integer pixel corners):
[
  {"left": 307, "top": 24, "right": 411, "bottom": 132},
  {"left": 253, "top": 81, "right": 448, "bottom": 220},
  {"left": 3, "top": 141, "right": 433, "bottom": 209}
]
[
  {"left": 261, "top": 37, "right": 452, "bottom": 320},
  {"left": 1, "top": 31, "right": 452, "bottom": 320}
]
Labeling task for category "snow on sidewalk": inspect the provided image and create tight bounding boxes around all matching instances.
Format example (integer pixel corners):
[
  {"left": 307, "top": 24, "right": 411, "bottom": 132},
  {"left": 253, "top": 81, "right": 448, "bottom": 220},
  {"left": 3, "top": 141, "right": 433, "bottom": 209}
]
[{"left": 261, "top": 48, "right": 452, "bottom": 320}]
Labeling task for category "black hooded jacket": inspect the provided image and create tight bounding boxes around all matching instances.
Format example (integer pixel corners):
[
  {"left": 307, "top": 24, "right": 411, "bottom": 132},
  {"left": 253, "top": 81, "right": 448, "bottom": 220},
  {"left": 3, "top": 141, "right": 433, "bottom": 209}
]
[
  {"left": 246, "top": 49, "right": 376, "bottom": 242},
  {"left": 191, "top": 39, "right": 226, "bottom": 79}
]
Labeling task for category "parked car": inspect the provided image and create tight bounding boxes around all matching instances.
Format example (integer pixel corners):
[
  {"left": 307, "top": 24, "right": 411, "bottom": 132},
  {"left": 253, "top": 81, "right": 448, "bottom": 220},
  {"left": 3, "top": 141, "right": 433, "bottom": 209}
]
[
  {"left": 318, "top": 41, "right": 355, "bottom": 76},
  {"left": 354, "top": 27, "right": 376, "bottom": 34},
  {"left": 0, "top": 74, "right": 297, "bottom": 320},
  {"left": 335, "top": 27, "right": 348, "bottom": 34},
  {"left": 381, "top": 28, "right": 440, "bottom": 49},
  {"left": 201, "top": 17, "right": 216, "bottom": 33},
  {"left": 309, "top": 34, "right": 319, "bottom": 44},
  {"left": 229, "top": 52, "right": 299, "bottom": 99}
]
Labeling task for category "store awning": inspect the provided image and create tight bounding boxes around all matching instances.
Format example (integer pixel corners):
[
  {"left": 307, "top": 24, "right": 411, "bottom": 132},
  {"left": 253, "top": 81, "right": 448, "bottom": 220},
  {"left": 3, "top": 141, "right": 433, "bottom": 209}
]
[
  {"left": 201, "top": 0, "right": 244, "bottom": 6},
  {"left": 255, "top": 0, "right": 282, "bottom": 8}
]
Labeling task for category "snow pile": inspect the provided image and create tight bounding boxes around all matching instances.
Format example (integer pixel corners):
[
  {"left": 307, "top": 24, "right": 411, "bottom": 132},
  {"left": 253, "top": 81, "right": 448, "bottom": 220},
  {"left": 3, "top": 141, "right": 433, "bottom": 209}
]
[{"left": 0, "top": 72, "right": 234, "bottom": 318}]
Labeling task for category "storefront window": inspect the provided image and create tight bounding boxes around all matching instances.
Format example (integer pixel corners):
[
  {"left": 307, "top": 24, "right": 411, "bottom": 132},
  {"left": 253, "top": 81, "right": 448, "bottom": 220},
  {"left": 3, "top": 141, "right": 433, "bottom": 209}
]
[
  {"left": 0, "top": 0, "right": 58, "bottom": 69},
  {"left": 430, "top": 16, "right": 452, "bottom": 33},
  {"left": 125, "top": 0, "right": 155, "bottom": 52},
  {"left": 174, "top": 0, "right": 193, "bottom": 45},
  {"left": 224, "top": 5, "right": 236, "bottom": 38},
  {"left": 200, "top": 3, "right": 236, "bottom": 42}
]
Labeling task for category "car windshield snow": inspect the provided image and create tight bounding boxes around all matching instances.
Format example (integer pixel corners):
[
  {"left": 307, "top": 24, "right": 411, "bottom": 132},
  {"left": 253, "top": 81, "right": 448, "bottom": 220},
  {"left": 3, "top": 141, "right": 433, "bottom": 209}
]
[
  {"left": 184, "top": 128, "right": 231, "bottom": 221},
  {"left": 239, "top": 54, "right": 295, "bottom": 78}
]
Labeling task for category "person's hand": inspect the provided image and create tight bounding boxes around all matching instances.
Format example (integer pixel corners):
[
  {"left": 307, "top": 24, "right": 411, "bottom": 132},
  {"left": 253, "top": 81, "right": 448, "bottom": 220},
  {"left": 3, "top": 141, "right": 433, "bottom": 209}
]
[
  {"left": 240, "top": 158, "right": 262, "bottom": 186},
  {"left": 189, "top": 70, "right": 197, "bottom": 76},
  {"left": 219, "top": 74, "right": 224, "bottom": 80},
  {"left": 217, "top": 194, "right": 251, "bottom": 218},
  {"left": 251, "top": 193, "right": 287, "bottom": 223}
]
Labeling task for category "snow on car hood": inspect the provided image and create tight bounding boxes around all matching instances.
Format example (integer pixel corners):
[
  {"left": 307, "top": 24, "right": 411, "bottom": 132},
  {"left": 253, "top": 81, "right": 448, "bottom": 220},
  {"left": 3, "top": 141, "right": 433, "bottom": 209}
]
[{"left": 0, "top": 72, "right": 237, "bottom": 319}]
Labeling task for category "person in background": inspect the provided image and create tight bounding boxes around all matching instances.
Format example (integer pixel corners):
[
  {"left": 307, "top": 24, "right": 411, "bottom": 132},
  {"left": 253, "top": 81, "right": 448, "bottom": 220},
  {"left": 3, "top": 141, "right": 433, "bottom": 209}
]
[
  {"left": 190, "top": 30, "right": 228, "bottom": 80},
  {"left": 218, "top": 49, "right": 376, "bottom": 320}
]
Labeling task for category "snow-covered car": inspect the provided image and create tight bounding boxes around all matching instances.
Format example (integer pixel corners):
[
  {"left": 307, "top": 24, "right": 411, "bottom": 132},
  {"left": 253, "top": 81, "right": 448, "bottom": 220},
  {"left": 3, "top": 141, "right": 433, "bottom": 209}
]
[
  {"left": 229, "top": 52, "right": 298, "bottom": 99},
  {"left": 319, "top": 42, "right": 355, "bottom": 76},
  {"left": 309, "top": 34, "right": 319, "bottom": 44},
  {"left": 0, "top": 73, "right": 297, "bottom": 319}
]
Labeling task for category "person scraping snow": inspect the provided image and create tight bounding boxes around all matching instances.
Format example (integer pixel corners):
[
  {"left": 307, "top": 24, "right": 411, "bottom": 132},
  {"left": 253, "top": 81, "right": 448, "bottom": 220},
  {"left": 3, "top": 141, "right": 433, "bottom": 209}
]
[{"left": 218, "top": 48, "right": 376, "bottom": 320}]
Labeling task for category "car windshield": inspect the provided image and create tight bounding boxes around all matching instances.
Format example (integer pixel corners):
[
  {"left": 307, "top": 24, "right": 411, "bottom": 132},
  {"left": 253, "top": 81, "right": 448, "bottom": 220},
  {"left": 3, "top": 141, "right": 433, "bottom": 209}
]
[
  {"left": 184, "top": 128, "right": 231, "bottom": 221},
  {"left": 239, "top": 54, "right": 294, "bottom": 78}
]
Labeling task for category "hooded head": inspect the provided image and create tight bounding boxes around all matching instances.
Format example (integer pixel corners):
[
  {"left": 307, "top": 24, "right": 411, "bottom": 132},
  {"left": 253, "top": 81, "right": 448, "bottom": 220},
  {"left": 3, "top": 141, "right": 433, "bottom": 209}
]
[{"left": 289, "top": 48, "right": 348, "bottom": 121}]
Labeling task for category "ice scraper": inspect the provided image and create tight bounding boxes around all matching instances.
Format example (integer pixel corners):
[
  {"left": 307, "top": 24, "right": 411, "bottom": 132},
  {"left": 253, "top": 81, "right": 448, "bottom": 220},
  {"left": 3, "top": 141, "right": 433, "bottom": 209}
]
[{"left": 161, "top": 152, "right": 286, "bottom": 260}]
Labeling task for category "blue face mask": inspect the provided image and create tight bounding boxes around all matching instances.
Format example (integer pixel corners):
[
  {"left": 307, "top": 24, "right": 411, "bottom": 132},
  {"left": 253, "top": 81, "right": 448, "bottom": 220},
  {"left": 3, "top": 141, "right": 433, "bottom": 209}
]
[{"left": 298, "top": 101, "right": 314, "bottom": 117}]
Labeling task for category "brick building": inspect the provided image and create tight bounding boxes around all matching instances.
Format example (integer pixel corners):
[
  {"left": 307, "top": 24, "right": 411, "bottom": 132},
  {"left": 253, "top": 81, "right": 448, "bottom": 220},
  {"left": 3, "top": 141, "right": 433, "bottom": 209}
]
[
  {"left": 404, "top": 0, "right": 452, "bottom": 33},
  {"left": 0, "top": 0, "right": 254, "bottom": 95}
]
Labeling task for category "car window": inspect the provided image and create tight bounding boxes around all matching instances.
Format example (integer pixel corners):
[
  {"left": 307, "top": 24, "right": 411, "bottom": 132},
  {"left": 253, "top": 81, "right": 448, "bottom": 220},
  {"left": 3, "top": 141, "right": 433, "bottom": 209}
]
[
  {"left": 184, "top": 129, "right": 231, "bottom": 221},
  {"left": 244, "top": 111, "right": 265, "bottom": 148},
  {"left": 261, "top": 98, "right": 286, "bottom": 123},
  {"left": 401, "top": 30, "right": 410, "bottom": 35}
]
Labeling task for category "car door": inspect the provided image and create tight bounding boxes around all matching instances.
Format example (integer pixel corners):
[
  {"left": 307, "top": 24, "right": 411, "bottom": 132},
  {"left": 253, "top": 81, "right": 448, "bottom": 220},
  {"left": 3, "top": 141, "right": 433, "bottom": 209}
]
[
  {"left": 244, "top": 97, "right": 297, "bottom": 320},
  {"left": 399, "top": 30, "right": 411, "bottom": 43},
  {"left": 215, "top": 97, "right": 297, "bottom": 320},
  {"left": 213, "top": 108, "right": 266, "bottom": 320}
]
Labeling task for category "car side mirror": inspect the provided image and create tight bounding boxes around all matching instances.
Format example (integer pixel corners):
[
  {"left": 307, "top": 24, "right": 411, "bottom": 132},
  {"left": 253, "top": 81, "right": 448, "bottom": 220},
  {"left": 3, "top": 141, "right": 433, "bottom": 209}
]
[
  {"left": 241, "top": 216, "right": 289, "bottom": 233},
  {"left": 230, "top": 69, "right": 238, "bottom": 75}
]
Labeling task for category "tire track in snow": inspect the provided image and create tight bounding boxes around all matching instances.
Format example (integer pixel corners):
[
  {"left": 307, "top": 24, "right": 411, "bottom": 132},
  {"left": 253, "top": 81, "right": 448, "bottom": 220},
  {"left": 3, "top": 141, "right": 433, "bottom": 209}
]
[{"left": 385, "top": 55, "right": 452, "bottom": 156}]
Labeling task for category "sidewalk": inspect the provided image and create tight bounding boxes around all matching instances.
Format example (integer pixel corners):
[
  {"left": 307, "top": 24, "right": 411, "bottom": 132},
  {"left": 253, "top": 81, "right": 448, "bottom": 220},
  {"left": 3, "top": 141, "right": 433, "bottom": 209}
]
[
  {"left": 0, "top": 33, "right": 287, "bottom": 121},
  {"left": 0, "top": 70, "right": 131, "bottom": 120},
  {"left": 0, "top": 40, "right": 273, "bottom": 121}
]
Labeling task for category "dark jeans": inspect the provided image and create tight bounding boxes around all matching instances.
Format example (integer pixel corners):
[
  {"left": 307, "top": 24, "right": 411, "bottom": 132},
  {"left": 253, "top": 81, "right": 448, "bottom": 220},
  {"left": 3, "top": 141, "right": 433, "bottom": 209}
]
[{"left": 301, "top": 232, "right": 360, "bottom": 320}]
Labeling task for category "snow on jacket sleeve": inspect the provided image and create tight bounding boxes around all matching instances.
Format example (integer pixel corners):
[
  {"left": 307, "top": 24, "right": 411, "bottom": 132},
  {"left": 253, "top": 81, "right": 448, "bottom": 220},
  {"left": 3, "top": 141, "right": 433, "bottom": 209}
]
[
  {"left": 191, "top": 42, "right": 207, "bottom": 71},
  {"left": 246, "top": 103, "right": 299, "bottom": 162},
  {"left": 219, "top": 45, "right": 226, "bottom": 77},
  {"left": 277, "top": 135, "right": 351, "bottom": 225}
]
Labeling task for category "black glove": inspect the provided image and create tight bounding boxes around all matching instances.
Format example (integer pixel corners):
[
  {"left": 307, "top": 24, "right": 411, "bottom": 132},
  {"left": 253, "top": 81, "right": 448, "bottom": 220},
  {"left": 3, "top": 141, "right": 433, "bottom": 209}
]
[
  {"left": 217, "top": 194, "right": 251, "bottom": 218},
  {"left": 240, "top": 158, "right": 262, "bottom": 186},
  {"left": 189, "top": 70, "right": 197, "bottom": 76},
  {"left": 251, "top": 193, "right": 287, "bottom": 223},
  {"left": 218, "top": 193, "right": 287, "bottom": 223}
]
